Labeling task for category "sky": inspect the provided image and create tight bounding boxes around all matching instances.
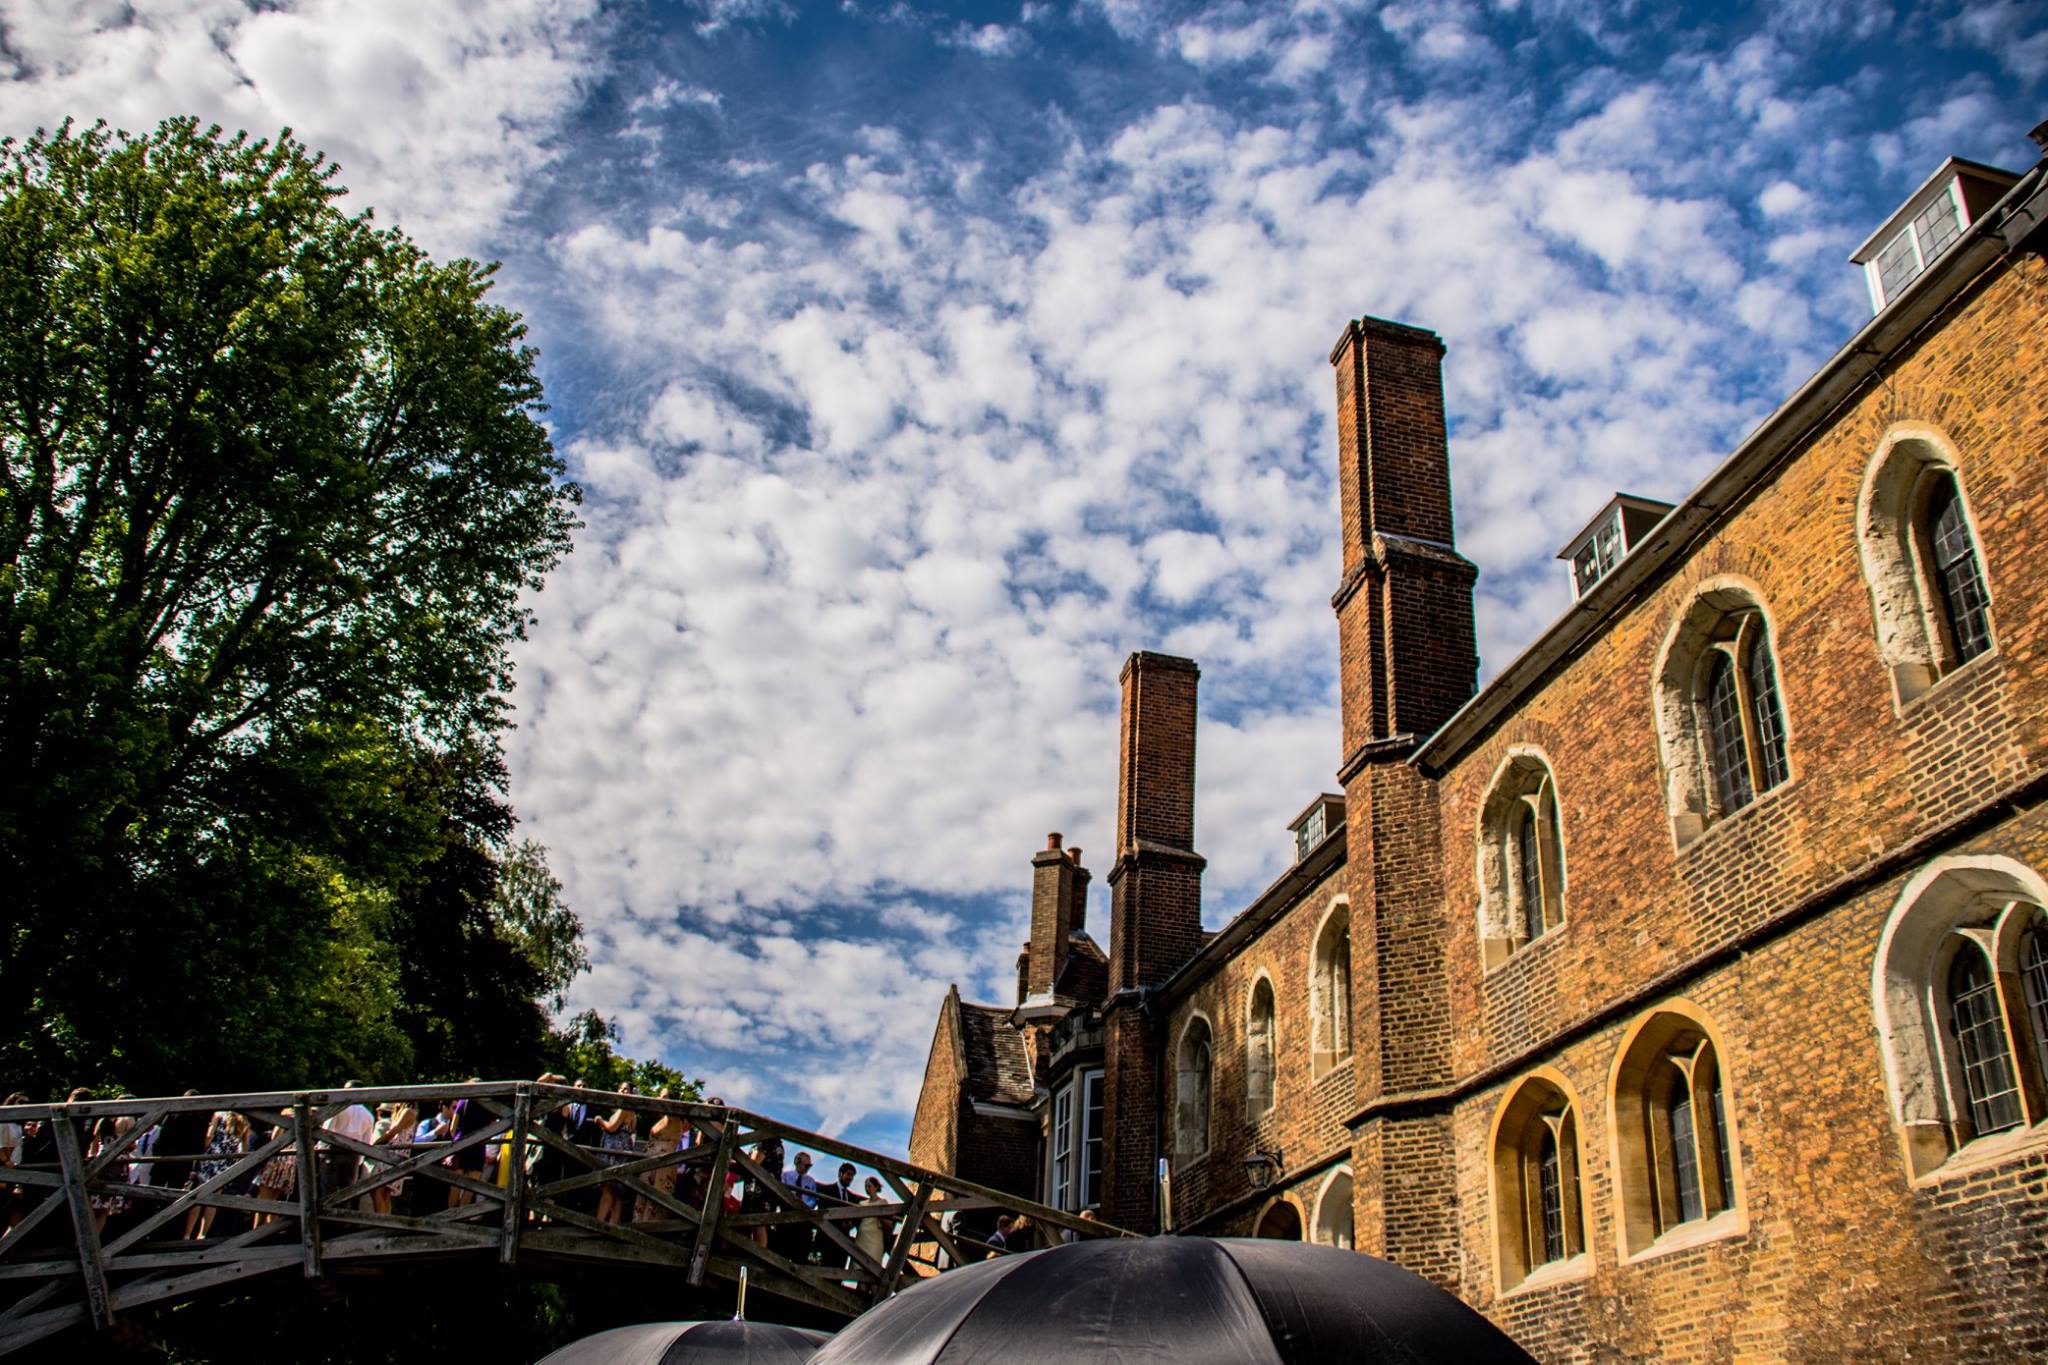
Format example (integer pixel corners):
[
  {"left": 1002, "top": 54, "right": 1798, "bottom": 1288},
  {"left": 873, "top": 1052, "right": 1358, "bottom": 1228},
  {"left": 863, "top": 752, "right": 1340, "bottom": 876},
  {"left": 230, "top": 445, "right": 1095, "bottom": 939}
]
[{"left": 5, "top": 0, "right": 2043, "bottom": 1154}]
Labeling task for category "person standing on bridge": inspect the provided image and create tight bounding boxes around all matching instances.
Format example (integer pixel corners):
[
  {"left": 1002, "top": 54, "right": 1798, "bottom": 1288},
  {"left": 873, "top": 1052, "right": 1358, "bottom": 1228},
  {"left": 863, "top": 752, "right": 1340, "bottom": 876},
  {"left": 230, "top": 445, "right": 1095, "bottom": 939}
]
[
  {"left": 744, "top": 1136, "right": 784, "bottom": 1249},
  {"left": 594, "top": 1084, "right": 640, "bottom": 1225},
  {"left": 324, "top": 1084, "right": 376, "bottom": 1207},
  {"left": 855, "top": 1175, "right": 889, "bottom": 1270}
]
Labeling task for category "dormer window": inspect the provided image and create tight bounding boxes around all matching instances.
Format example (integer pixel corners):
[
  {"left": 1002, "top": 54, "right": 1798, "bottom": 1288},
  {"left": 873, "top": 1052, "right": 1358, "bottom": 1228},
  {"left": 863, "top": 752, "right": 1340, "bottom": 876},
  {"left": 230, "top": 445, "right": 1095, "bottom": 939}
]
[
  {"left": 1557, "top": 494, "right": 1673, "bottom": 600},
  {"left": 1287, "top": 794, "right": 1344, "bottom": 863},
  {"left": 1851, "top": 158, "right": 2019, "bottom": 314}
]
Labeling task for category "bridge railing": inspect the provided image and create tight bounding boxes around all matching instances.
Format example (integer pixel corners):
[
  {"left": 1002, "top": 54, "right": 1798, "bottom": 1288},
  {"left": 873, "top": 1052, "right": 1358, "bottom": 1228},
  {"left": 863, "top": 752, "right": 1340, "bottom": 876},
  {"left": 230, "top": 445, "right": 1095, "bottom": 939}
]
[{"left": 0, "top": 1082, "right": 1130, "bottom": 1355}]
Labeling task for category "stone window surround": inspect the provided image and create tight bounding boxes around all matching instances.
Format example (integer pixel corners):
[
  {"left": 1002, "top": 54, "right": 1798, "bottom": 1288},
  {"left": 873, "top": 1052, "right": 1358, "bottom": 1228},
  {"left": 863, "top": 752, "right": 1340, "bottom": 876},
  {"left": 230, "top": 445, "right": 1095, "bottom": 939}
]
[
  {"left": 1607, "top": 1000, "right": 1748, "bottom": 1262},
  {"left": 1488, "top": 1067, "right": 1590, "bottom": 1297},
  {"left": 1476, "top": 745, "right": 1569, "bottom": 971},
  {"left": 1310, "top": 895, "right": 1353, "bottom": 1079},
  {"left": 1858, "top": 423, "right": 1998, "bottom": 709},
  {"left": 1174, "top": 1010, "right": 1215, "bottom": 1162},
  {"left": 1871, "top": 853, "right": 2048, "bottom": 1182},
  {"left": 1653, "top": 577, "right": 1796, "bottom": 850},
  {"left": 1244, "top": 970, "right": 1278, "bottom": 1121},
  {"left": 1310, "top": 1164, "right": 1354, "bottom": 1250}
]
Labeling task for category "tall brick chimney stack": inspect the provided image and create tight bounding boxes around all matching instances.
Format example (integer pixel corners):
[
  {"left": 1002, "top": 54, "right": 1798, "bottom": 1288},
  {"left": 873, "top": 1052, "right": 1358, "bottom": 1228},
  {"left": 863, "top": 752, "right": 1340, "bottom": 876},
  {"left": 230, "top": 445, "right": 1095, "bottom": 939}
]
[
  {"left": 1107, "top": 651, "right": 1205, "bottom": 993},
  {"left": 1328, "top": 315, "right": 1474, "bottom": 1287},
  {"left": 1026, "top": 833, "right": 1078, "bottom": 1000},
  {"left": 1101, "top": 650, "right": 1206, "bottom": 1233},
  {"left": 1329, "top": 316, "right": 1478, "bottom": 761}
]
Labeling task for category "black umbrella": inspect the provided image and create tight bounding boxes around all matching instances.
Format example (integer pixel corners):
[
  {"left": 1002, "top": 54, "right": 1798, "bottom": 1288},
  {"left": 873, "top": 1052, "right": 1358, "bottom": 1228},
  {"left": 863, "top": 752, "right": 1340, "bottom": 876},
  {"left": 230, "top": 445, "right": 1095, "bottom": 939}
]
[
  {"left": 534, "top": 1320, "right": 831, "bottom": 1365},
  {"left": 808, "top": 1236, "right": 1537, "bottom": 1364}
]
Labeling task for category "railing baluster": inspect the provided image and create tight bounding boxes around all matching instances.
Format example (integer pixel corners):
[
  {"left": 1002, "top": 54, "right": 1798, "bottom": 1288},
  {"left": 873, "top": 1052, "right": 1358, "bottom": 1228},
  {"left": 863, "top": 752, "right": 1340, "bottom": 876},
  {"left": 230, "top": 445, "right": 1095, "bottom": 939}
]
[
  {"left": 500, "top": 1087, "right": 531, "bottom": 1266},
  {"left": 49, "top": 1113, "right": 111, "bottom": 1332},
  {"left": 293, "top": 1098, "right": 321, "bottom": 1280},
  {"left": 688, "top": 1122, "right": 738, "bottom": 1287}
]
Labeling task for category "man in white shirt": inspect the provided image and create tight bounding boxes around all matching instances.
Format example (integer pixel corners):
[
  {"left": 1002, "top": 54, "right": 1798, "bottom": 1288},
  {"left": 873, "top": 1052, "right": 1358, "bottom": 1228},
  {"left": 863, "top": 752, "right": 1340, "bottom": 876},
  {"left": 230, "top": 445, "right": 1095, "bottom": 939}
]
[{"left": 324, "top": 1082, "right": 377, "bottom": 1203}]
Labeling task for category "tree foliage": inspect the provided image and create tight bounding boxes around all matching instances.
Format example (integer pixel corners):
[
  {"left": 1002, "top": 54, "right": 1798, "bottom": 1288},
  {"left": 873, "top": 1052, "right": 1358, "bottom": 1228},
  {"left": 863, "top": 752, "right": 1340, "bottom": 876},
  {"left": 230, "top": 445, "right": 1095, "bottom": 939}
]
[{"left": 0, "top": 119, "right": 593, "bottom": 1094}]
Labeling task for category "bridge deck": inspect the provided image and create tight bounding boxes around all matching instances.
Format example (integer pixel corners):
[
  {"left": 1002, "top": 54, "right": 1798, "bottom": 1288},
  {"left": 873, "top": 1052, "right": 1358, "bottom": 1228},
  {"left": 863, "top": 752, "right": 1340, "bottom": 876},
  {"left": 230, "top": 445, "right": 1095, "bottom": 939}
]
[{"left": 0, "top": 1082, "right": 1129, "bottom": 1355}]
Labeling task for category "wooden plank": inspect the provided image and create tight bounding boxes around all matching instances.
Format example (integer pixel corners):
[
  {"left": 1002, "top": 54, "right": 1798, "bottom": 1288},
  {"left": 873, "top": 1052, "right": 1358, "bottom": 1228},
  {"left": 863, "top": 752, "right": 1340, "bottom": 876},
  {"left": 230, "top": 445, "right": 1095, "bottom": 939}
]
[
  {"left": 293, "top": 1101, "right": 321, "bottom": 1280},
  {"left": 81, "top": 1105, "right": 165, "bottom": 1182},
  {"left": 687, "top": 1124, "right": 737, "bottom": 1287},
  {"left": 499, "top": 1089, "right": 531, "bottom": 1266},
  {"left": 878, "top": 1185, "right": 932, "bottom": 1299},
  {"left": 49, "top": 1116, "right": 111, "bottom": 1332},
  {"left": 0, "top": 1300, "right": 90, "bottom": 1357},
  {"left": 0, "top": 1188, "right": 69, "bottom": 1264},
  {"left": 0, "top": 1281, "right": 63, "bottom": 1324},
  {"left": 724, "top": 1147, "right": 882, "bottom": 1282},
  {"left": 100, "top": 1128, "right": 292, "bottom": 1260}
]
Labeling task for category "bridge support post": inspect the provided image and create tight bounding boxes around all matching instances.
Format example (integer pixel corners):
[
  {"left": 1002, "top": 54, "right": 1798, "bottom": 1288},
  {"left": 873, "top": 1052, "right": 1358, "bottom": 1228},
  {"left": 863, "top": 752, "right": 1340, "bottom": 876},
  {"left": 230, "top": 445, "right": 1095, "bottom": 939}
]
[
  {"left": 50, "top": 1112, "right": 112, "bottom": 1332},
  {"left": 500, "top": 1088, "right": 531, "bottom": 1266},
  {"left": 294, "top": 1098, "right": 322, "bottom": 1280},
  {"left": 688, "top": 1123, "right": 738, "bottom": 1287}
]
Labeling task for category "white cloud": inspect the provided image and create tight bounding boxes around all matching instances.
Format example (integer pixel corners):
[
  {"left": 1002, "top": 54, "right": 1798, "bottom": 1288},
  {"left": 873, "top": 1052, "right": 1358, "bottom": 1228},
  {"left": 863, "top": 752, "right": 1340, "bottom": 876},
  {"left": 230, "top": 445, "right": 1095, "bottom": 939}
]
[{"left": 0, "top": 0, "right": 606, "bottom": 260}]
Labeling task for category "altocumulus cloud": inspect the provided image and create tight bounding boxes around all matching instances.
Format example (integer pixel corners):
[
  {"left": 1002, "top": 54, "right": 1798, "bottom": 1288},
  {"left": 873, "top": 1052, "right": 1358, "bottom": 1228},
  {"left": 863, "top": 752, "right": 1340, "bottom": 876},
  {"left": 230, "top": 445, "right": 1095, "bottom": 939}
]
[{"left": 5, "top": 0, "right": 2042, "bottom": 1149}]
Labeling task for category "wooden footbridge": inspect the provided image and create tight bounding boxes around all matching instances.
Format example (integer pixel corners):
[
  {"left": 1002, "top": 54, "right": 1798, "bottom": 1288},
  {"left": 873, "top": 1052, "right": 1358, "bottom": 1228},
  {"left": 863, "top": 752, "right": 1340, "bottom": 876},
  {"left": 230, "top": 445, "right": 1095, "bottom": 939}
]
[{"left": 0, "top": 1082, "right": 1127, "bottom": 1354}]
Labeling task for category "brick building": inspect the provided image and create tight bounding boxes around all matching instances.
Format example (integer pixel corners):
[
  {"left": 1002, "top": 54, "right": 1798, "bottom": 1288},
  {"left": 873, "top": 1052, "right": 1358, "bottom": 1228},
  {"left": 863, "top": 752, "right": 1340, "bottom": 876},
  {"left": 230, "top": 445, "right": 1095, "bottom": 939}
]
[{"left": 909, "top": 131, "right": 2048, "bottom": 1357}]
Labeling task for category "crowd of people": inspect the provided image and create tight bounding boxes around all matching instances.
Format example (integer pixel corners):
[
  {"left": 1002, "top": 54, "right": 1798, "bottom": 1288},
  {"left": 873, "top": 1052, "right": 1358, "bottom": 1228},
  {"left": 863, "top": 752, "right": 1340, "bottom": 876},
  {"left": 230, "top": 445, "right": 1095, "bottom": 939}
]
[{"left": 0, "top": 1080, "right": 1056, "bottom": 1269}]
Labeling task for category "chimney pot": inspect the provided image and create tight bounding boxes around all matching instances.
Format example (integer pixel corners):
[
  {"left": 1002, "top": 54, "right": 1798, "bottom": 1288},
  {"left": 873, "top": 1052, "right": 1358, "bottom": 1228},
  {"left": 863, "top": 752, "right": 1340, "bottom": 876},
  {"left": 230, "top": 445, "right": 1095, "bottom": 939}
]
[
  {"left": 1046, "top": 832, "right": 1063, "bottom": 850},
  {"left": 1068, "top": 846, "right": 1082, "bottom": 865}
]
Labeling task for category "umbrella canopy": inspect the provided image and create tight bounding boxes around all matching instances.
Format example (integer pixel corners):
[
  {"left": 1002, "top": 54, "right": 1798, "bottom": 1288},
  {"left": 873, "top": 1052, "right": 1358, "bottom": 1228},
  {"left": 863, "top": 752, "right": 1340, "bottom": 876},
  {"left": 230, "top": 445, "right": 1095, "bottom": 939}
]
[
  {"left": 809, "top": 1237, "right": 1537, "bottom": 1364},
  {"left": 535, "top": 1320, "right": 831, "bottom": 1365}
]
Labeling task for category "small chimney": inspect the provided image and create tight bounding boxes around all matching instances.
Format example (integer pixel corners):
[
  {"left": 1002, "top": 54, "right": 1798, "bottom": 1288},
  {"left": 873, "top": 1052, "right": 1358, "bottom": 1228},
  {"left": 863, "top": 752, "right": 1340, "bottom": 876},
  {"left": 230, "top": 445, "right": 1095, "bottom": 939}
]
[
  {"left": 1068, "top": 847, "right": 1089, "bottom": 938},
  {"left": 1027, "top": 836, "right": 1080, "bottom": 999}
]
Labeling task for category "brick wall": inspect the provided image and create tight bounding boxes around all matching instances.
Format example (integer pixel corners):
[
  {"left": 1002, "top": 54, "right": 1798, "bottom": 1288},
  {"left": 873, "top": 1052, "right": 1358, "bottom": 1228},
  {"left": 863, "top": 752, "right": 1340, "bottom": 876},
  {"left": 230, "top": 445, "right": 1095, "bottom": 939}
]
[{"left": 1414, "top": 250, "right": 2048, "bottom": 1357}]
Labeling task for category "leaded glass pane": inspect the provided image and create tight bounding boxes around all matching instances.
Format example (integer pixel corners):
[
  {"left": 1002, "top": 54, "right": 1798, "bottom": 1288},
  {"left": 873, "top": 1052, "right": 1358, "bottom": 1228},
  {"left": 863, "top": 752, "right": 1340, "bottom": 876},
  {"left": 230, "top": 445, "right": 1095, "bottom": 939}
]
[
  {"left": 1705, "top": 652, "right": 1753, "bottom": 813},
  {"left": 1948, "top": 946, "right": 2023, "bottom": 1136},
  {"left": 1670, "top": 1081, "right": 1704, "bottom": 1225},
  {"left": 1876, "top": 229, "right": 1920, "bottom": 301},
  {"left": 1082, "top": 1072, "right": 1105, "bottom": 1209},
  {"left": 1746, "top": 633, "right": 1790, "bottom": 792},
  {"left": 1517, "top": 803, "right": 1545, "bottom": 941},
  {"left": 1537, "top": 1128, "right": 1565, "bottom": 1264},
  {"left": 1914, "top": 187, "right": 1963, "bottom": 261},
  {"left": 1707, "top": 1065, "right": 1734, "bottom": 1214},
  {"left": 2020, "top": 921, "right": 2048, "bottom": 1093},
  {"left": 1927, "top": 476, "right": 1992, "bottom": 663}
]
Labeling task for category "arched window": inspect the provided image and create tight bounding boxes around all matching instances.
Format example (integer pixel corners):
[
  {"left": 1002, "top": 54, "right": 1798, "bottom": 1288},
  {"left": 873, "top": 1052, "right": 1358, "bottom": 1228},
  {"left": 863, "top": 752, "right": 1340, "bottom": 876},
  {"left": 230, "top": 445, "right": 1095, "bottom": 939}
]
[
  {"left": 1311, "top": 903, "right": 1352, "bottom": 1076},
  {"left": 1873, "top": 857, "right": 2048, "bottom": 1178},
  {"left": 1490, "top": 1073, "right": 1586, "bottom": 1291},
  {"left": 1946, "top": 944, "right": 2022, "bottom": 1137},
  {"left": 1859, "top": 428, "right": 1996, "bottom": 703},
  {"left": 1654, "top": 584, "right": 1792, "bottom": 845},
  {"left": 1245, "top": 977, "right": 1276, "bottom": 1118},
  {"left": 1175, "top": 1017, "right": 1213, "bottom": 1158},
  {"left": 1923, "top": 472, "right": 1993, "bottom": 664},
  {"left": 1253, "top": 1197, "right": 1303, "bottom": 1240},
  {"left": 1612, "top": 1007, "right": 1742, "bottom": 1255},
  {"left": 1478, "top": 750, "right": 1566, "bottom": 966},
  {"left": 1312, "top": 1167, "right": 1353, "bottom": 1249}
]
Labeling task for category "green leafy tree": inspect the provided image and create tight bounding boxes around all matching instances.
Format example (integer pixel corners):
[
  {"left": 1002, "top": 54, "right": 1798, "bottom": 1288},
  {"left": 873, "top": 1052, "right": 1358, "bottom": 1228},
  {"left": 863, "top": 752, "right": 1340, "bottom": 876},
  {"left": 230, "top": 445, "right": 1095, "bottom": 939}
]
[{"left": 0, "top": 119, "right": 581, "bottom": 1093}]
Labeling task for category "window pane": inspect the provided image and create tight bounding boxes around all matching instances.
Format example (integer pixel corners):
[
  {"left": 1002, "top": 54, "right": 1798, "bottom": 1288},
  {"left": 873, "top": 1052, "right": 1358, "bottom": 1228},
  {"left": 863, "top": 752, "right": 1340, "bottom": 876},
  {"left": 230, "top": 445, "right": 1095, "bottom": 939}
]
[
  {"left": 1876, "top": 229, "right": 1920, "bottom": 301},
  {"left": 1913, "top": 188, "right": 1963, "bottom": 261},
  {"left": 1052, "top": 1087, "right": 1073, "bottom": 1210},
  {"left": 1705, "top": 652, "right": 1753, "bottom": 813},
  {"left": 1082, "top": 1073, "right": 1105, "bottom": 1209},
  {"left": 1517, "top": 804, "right": 1545, "bottom": 941},
  {"left": 1948, "top": 946, "right": 2024, "bottom": 1135},
  {"left": 2020, "top": 923, "right": 2048, "bottom": 1104},
  {"left": 1746, "top": 634, "right": 1790, "bottom": 792},
  {"left": 1670, "top": 1083, "right": 1703, "bottom": 1226},
  {"left": 1537, "top": 1128, "right": 1565, "bottom": 1265},
  {"left": 1927, "top": 475, "right": 1993, "bottom": 663},
  {"left": 1707, "top": 1066, "right": 1734, "bottom": 1215}
]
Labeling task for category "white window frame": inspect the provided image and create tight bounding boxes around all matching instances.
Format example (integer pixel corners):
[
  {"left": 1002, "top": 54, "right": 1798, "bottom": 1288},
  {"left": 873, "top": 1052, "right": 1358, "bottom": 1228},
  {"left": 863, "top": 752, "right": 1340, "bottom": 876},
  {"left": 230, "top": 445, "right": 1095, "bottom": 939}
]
[
  {"left": 1866, "top": 181, "right": 1965, "bottom": 311},
  {"left": 1045, "top": 1068, "right": 1104, "bottom": 1212}
]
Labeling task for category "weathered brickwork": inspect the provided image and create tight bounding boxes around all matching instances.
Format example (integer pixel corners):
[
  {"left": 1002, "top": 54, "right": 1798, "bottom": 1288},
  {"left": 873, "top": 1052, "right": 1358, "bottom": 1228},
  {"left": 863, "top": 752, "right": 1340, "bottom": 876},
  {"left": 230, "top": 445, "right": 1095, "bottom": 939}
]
[
  {"left": 1155, "top": 857, "right": 1354, "bottom": 1230},
  {"left": 910, "top": 153, "right": 2048, "bottom": 1361}
]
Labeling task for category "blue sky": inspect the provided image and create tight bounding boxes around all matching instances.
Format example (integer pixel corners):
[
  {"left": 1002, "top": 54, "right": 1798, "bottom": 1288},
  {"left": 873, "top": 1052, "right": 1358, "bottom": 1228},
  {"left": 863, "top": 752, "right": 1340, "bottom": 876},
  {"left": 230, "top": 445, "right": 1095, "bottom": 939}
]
[{"left": 6, "top": 0, "right": 2042, "bottom": 1153}]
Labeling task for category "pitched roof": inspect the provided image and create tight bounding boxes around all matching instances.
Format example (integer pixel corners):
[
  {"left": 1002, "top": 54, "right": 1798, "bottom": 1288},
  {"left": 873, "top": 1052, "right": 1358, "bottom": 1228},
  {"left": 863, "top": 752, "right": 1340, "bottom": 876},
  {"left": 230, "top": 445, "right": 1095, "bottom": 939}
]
[
  {"left": 1053, "top": 932, "right": 1110, "bottom": 1005},
  {"left": 957, "top": 1000, "right": 1035, "bottom": 1107}
]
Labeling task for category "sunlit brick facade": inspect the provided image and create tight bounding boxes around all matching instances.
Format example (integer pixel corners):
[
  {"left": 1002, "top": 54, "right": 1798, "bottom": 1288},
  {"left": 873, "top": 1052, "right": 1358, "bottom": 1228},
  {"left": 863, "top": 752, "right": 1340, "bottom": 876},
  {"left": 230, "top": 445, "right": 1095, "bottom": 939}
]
[{"left": 910, "top": 138, "right": 2048, "bottom": 1359}]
